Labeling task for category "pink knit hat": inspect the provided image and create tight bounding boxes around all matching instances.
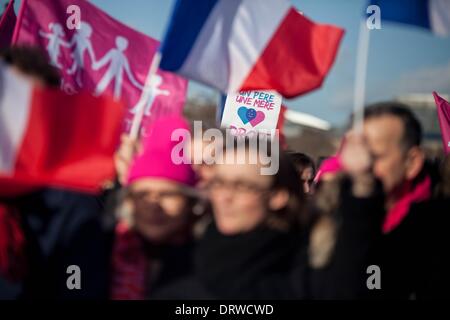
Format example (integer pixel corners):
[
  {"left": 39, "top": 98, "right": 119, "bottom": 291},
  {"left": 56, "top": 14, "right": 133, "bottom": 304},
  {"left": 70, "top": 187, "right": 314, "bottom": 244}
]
[{"left": 127, "top": 115, "right": 197, "bottom": 187}]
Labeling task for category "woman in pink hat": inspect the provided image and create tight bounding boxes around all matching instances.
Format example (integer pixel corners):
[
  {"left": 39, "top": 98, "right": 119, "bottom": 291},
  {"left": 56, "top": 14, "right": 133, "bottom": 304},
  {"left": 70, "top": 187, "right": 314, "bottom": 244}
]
[{"left": 107, "top": 115, "right": 205, "bottom": 300}]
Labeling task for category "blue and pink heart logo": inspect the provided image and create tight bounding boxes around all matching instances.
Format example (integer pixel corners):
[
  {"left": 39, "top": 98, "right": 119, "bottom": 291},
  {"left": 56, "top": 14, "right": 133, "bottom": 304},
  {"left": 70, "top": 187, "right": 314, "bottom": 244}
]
[{"left": 237, "top": 107, "right": 265, "bottom": 127}]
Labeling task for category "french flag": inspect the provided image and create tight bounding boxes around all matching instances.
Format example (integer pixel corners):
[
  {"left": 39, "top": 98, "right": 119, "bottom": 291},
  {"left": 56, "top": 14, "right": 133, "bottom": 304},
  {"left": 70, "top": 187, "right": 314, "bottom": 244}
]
[
  {"left": 0, "top": 62, "right": 124, "bottom": 196},
  {"left": 370, "top": 0, "right": 450, "bottom": 36},
  {"left": 159, "top": 0, "right": 344, "bottom": 98}
]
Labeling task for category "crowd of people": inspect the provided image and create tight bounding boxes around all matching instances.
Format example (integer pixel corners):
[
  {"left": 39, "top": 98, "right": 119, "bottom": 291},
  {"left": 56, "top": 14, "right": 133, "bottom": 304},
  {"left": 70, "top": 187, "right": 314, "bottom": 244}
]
[{"left": 0, "top": 46, "right": 449, "bottom": 300}]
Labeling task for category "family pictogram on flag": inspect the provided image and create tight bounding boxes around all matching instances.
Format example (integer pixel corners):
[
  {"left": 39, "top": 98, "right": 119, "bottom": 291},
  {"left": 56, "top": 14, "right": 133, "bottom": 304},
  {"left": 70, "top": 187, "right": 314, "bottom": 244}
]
[{"left": 12, "top": 0, "right": 188, "bottom": 135}]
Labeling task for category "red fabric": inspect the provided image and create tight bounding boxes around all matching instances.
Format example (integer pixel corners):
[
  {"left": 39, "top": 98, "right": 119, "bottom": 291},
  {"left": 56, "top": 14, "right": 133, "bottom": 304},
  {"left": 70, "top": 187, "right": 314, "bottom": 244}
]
[
  {"left": 383, "top": 176, "right": 432, "bottom": 234},
  {"left": 433, "top": 92, "right": 450, "bottom": 155},
  {"left": 0, "top": 202, "right": 27, "bottom": 282},
  {"left": 241, "top": 8, "right": 345, "bottom": 99},
  {"left": 0, "top": 0, "right": 16, "bottom": 50},
  {"left": 110, "top": 221, "right": 148, "bottom": 300},
  {"left": 0, "top": 86, "right": 124, "bottom": 196},
  {"left": 276, "top": 104, "right": 287, "bottom": 150}
]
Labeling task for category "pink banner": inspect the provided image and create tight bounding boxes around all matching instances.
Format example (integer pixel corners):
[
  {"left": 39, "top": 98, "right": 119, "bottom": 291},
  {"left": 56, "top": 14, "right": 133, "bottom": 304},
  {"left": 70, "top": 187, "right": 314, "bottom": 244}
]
[
  {"left": 0, "top": 0, "right": 17, "bottom": 49},
  {"left": 13, "top": 0, "right": 188, "bottom": 135},
  {"left": 433, "top": 92, "right": 450, "bottom": 155}
]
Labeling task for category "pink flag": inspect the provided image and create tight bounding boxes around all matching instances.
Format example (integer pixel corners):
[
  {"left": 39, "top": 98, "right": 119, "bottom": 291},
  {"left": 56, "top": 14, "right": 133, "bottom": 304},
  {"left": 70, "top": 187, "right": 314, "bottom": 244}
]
[
  {"left": 0, "top": 0, "right": 16, "bottom": 49},
  {"left": 12, "top": 0, "right": 187, "bottom": 135},
  {"left": 433, "top": 91, "right": 450, "bottom": 155}
]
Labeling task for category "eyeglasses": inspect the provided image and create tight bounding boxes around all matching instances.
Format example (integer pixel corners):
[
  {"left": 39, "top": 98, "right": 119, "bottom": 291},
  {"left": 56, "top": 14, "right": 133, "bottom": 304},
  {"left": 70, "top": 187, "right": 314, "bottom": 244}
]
[
  {"left": 208, "top": 177, "right": 270, "bottom": 194},
  {"left": 127, "top": 189, "right": 187, "bottom": 206}
]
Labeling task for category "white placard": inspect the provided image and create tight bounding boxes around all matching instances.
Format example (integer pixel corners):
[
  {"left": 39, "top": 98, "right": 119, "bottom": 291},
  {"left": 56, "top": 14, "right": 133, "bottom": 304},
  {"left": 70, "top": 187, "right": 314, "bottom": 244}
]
[{"left": 220, "top": 90, "right": 282, "bottom": 136}]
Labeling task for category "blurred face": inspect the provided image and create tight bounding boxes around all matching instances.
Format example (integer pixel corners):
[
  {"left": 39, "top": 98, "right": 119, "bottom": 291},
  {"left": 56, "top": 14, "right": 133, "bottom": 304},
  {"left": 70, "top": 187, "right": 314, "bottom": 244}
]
[
  {"left": 191, "top": 136, "right": 217, "bottom": 187},
  {"left": 300, "top": 167, "right": 314, "bottom": 194},
  {"left": 193, "top": 164, "right": 215, "bottom": 187},
  {"left": 129, "top": 178, "right": 191, "bottom": 244},
  {"left": 11, "top": 66, "right": 46, "bottom": 87},
  {"left": 208, "top": 151, "right": 273, "bottom": 235},
  {"left": 364, "top": 115, "right": 408, "bottom": 193}
]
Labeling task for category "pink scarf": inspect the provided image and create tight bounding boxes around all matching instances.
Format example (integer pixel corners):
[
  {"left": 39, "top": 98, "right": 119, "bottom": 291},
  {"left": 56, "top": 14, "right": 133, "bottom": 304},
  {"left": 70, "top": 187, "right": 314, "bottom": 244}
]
[
  {"left": 110, "top": 221, "right": 149, "bottom": 300},
  {"left": 0, "top": 203, "right": 27, "bottom": 282},
  {"left": 383, "top": 176, "right": 432, "bottom": 234}
]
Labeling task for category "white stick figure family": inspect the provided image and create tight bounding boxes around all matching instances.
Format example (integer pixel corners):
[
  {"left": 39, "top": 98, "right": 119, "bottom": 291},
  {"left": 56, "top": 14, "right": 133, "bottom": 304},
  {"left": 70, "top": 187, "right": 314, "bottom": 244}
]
[{"left": 39, "top": 21, "right": 170, "bottom": 115}]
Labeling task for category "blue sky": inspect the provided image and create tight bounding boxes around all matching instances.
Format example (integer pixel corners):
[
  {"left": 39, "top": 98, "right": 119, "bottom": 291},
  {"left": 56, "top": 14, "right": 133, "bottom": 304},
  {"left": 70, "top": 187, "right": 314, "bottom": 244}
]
[{"left": 8, "top": 0, "right": 450, "bottom": 126}]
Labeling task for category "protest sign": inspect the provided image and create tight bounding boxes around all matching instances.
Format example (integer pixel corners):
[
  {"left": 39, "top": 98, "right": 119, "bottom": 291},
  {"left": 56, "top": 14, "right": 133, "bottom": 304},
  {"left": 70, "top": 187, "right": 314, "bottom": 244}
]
[{"left": 220, "top": 90, "right": 282, "bottom": 137}]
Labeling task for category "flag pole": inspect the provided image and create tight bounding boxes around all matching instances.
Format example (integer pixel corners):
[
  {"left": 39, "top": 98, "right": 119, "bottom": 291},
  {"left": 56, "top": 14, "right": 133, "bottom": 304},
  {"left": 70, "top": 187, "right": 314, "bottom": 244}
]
[
  {"left": 352, "top": 20, "right": 371, "bottom": 133},
  {"left": 129, "top": 51, "right": 162, "bottom": 140}
]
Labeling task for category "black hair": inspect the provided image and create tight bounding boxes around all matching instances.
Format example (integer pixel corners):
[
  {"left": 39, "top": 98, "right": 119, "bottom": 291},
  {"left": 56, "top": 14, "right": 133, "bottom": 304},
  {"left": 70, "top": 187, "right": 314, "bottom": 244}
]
[
  {"left": 288, "top": 152, "right": 316, "bottom": 177},
  {"left": 0, "top": 46, "right": 60, "bottom": 87},
  {"left": 363, "top": 102, "right": 422, "bottom": 151}
]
